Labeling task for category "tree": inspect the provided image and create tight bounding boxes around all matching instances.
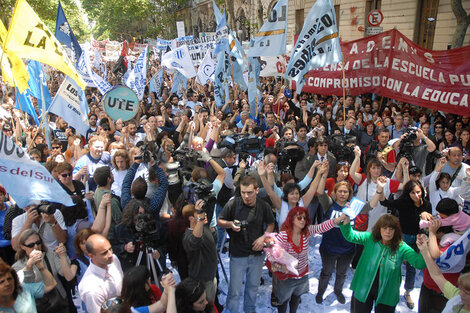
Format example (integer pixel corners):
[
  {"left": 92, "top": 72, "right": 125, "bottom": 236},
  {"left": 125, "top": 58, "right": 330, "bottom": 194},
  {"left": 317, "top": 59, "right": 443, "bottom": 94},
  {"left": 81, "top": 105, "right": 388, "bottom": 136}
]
[{"left": 451, "top": 0, "right": 470, "bottom": 48}]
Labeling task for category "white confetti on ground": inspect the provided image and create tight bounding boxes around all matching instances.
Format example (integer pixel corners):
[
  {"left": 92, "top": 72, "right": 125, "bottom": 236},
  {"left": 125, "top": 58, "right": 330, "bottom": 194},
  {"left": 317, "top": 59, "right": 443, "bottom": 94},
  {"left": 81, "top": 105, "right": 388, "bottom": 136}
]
[{"left": 215, "top": 234, "right": 422, "bottom": 313}]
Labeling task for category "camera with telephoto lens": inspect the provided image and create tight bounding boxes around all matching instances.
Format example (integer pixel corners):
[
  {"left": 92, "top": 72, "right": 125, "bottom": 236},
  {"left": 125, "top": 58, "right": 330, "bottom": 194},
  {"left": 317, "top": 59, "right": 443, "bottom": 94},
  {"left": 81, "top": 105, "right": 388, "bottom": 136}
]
[
  {"left": 35, "top": 201, "right": 59, "bottom": 215},
  {"left": 234, "top": 220, "right": 249, "bottom": 242},
  {"left": 172, "top": 148, "right": 201, "bottom": 181},
  {"left": 135, "top": 142, "right": 156, "bottom": 164},
  {"left": 183, "top": 179, "right": 217, "bottom": 222},
  {"left": 397, "top": 127, "right": 420, "bottom": 172},
  {"left": 328, "top": 134, "right": 357, "bottom": 163},
  {"left": 135, "top": 213, "right": 158, "bottom": 235}
]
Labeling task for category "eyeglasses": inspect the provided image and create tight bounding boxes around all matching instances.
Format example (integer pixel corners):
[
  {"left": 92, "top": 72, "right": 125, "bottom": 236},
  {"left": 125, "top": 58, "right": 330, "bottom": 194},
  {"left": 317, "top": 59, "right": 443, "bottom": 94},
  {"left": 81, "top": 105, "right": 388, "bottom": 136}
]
[
  {"left": 296, "top": 215, "right": 307, "bottom": 221},
  {"left": 60, "top": 172, "right": 73, "bottom": 178},
  {"left": 435, "top": 126, "right": 443, "bottom": 129},
  {"left": 101, "top": 297, "right": 123, "bottom": 310},
  {"left": 24, "top": 239, "right": 41, "bottom": 248},
  {"left": 52, "top": 146, "right": 61, "bottom": 150}
]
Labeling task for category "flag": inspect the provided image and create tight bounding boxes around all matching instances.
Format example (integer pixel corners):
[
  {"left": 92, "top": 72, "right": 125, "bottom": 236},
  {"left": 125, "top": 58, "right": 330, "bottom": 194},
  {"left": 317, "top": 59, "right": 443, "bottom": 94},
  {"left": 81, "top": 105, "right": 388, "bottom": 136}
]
[
  {"left": 112, "top": 40, "right": 128, "bottom": 76},
  {"left": 214, "top": 52, "right": 229, "bottom": 108},
  {"left": 55, "top": 0, "right": 82, "bottom": 62},
  {"left": 248, "top": 0, "right": 288, "bottom": 57},
  {"left": 197, "top": 50, "right": 216, "bottom": 85},
  {"left": 149, "top": 69, "right": 164, "bottom": 98},
  {"left": 162, "top": 45, "right": 196, "bottom": 78},
  {"left": 285, "top": 0, "right": 342, "bottom": 92},
  {"left": 78, "top": 43, "right": 112, "bottom": 95},
  {"left": 436, "top": 228, "right": 470, "bottom": 273},
  {"left": 212, "top": 0, "right": 223, "bottom": 24},
  {"left": 4, "top": 0, "right": 86, "bottom": 89},
  {"left": 0, "top": 132, "right": 74, "bottom": 207},
  {"left": 15, "top": 88, "right": 39, "bottom": 125},
  {"left": 214, "top": 13, "right": 230, "bottom": 56},
  {"left": 248, "top": 57, "right": 262, "bottom": 117},
  {"left": 125, "top": 46, "right": 148, "bottom": 100},
  {"left": 27, "top": 60, "right": 52, "bottom": 114},
  {"left": 171, "top": 71, "right": 187, "bottom": 98},
  {"left": 0, "top": 20, "right": 29, "bottom": 93},
  {"left": 49, "top": 76, "right": 90, "bottom": 137}
]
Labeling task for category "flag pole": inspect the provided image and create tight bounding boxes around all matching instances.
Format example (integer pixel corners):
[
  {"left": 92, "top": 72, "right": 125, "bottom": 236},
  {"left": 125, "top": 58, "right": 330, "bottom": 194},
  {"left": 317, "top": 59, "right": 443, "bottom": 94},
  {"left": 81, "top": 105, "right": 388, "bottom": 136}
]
[{"left": 341, "top": 60, "right": 346, "bottom": 120}]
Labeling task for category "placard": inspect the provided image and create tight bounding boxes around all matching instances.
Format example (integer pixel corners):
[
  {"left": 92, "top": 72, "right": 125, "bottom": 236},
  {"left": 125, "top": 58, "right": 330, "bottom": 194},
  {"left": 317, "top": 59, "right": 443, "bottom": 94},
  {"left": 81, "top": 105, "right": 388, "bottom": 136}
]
[{"left": 103, "top": 86, "right": 139, "bottom": 121}]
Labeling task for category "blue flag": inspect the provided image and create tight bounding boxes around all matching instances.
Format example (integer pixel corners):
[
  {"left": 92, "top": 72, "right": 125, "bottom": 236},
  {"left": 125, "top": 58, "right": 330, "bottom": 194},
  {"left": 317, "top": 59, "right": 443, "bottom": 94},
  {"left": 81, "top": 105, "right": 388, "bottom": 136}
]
[
  {"left": 55, "top": 0, "right": 82, "bottom": 62},
  {"left": 171, "top": 71, "right": 187, "bottom": 98},
  {"left": 285, "top": 0, "right": 342, "bottom": 92},
  {"left": 212, "top": 0, "right": 223, "bottom": 24},
  {"left": 27, "top": 60, "right": 52, "bottom": 115},
  {"left": 15, "top": 88, "right": 39, "bottom": 125},
  {"left": 248, "top": 0, "right": 288, "bottom": 57},
  {"left": 248, "top": 57, "right": 262, "bottom": 117},
  {"left": 214, "top": 52, "right": 229, "bottom": 108}
]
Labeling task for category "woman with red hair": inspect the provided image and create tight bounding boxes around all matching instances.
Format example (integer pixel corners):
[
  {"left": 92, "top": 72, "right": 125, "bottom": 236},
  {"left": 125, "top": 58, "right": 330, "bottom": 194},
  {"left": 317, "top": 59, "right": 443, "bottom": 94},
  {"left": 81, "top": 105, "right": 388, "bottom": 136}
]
[{"left": 270, "top": 206, "right": 347, "bottom": 313}]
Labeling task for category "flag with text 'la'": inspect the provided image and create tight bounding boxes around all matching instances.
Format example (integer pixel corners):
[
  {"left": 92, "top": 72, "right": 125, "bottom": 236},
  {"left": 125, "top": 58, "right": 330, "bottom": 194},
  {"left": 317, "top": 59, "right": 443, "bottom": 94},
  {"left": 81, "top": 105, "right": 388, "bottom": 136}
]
[
  {"left": 0, "top": 20, "right": 29, "bottom": 93},
  {"left": 55, "top": 0, "right": 82, "bottom": 62},
  {"left": 285, "top": 0, "right": 342, "bottom": 92},
  {"left": 15, "top": 88, "right": 39, "bottom": 125},
  {"left": 248, "top": 0, "right": 288, "bottom": 57},
  {"left": 4, "top": 0, "right": 86, "bottom": 89},
  {"left": 162, "top": 45, "right": 196, "bottom": 78},
  {"left": 0, "top": 132, "right": 74, "bottom": 207},
  {"left": 126, "top": 46, "right": 148, "bottom": 100},
  {"left": 197, "top": 50, "right": 216, "bottom": 85},
  {"left": 27, "top": 60, "right": 52, "bottom": 114},
  {"left": 49, "top": 76, "right": 90, "bottom": 137}
]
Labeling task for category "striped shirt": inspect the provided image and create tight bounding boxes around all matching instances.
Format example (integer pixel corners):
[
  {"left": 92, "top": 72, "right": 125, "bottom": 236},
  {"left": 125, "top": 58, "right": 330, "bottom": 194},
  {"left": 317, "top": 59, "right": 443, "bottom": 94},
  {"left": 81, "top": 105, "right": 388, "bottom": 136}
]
[{"left": 275, "top": 219, "right": 337, "bottom": 278}]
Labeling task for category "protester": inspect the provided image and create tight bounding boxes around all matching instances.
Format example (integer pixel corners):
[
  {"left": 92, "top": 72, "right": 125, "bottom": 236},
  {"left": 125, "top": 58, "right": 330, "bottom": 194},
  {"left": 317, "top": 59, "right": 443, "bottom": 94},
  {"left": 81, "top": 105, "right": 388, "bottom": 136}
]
[{"left": 175, "top": 278, "right": 219, "bottom": 313}]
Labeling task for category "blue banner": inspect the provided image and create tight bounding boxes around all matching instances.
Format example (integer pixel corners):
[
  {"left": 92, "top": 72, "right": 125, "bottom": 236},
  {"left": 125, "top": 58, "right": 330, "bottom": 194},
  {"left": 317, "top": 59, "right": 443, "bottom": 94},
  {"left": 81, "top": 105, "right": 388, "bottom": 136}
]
[
  {"left": 27, "top": 60, "right": 52, "bottom": 114},
  {"left": 125, "top": 46, "right": 148, "bottom": 100},
  {"left": 248, "top": 57, "right": 262, "bottom": 117},
  {"left": 55, "top": 0, "right": 82, "bottom": 62}
]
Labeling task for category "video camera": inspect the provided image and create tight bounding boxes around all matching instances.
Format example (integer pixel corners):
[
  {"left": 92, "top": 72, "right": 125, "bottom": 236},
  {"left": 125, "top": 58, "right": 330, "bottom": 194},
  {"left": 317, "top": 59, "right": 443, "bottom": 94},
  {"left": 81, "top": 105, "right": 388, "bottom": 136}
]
[
  {"left": 397, "top": 127, "right": 419, "bottom": 171},
  {"left": 135, "top": 142, "right": 159, "bottom": 164},
  {"left": 277, "top": 140, "right": 305, "bottom": 174},
  {"left": 219, "top": 133, "right": 265, "bottom": 155},
  {"left": 134, "top": 212, "right": 159, "bottom": 248},
  {"left": 183, "top": 178, "right": 217, "bottom": 220},
  {"left": 35, "top": 201, "right": 59, "bottom": 215},
  {"left": 328, "top": 134, "right": 357, "bottom": 163}
]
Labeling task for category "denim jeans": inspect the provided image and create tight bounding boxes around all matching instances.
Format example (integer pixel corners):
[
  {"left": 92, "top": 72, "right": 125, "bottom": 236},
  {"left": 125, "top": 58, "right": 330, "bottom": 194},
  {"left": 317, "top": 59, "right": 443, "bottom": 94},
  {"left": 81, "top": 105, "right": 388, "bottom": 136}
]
[
  {"left": 215, "top": 203, "right": 226, "bottom": 251},
  {"left": 226, "top": 254, "right": 264, "bottom": 313},
  {"left": 403, "top": 234, "right": 417, "bottom": 292}
]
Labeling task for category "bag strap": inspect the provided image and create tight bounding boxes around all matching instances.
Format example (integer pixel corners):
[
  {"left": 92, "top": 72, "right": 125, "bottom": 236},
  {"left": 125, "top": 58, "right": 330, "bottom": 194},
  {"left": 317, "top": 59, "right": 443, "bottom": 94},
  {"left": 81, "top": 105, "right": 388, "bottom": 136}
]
[{"left": 450, "top": 164, "right": 462, "bottom": 184}]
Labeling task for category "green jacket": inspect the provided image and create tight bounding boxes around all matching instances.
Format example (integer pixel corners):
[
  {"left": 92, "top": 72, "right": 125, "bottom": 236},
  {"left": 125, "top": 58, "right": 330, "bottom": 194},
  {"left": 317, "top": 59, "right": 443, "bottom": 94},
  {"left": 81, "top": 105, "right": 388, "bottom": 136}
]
[{"left": 340, "top": 222, "right": 426, "bottom": 306}]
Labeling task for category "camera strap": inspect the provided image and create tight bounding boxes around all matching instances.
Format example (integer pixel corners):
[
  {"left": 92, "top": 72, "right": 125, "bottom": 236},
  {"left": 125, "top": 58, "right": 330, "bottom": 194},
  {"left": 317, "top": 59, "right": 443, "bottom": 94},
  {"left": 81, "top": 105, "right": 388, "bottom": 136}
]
[{"left": 450, "top": 165, "right": 463, "bottom": 184}]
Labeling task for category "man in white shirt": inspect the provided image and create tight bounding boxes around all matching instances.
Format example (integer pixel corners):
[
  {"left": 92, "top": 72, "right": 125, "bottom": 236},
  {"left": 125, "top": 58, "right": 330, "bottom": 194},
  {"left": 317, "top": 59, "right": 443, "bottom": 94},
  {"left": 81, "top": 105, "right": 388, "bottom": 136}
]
[
  {"left": 79, "top": 234, "right": 123, "bottom": 313},
  {"left": 442, "top": 147, "right": 470, "bottom": 187}
]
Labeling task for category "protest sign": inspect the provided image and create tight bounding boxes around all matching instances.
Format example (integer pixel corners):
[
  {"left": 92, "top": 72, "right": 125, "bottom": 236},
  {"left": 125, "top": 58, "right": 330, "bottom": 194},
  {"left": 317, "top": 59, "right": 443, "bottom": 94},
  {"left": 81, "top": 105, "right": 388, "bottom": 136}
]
[
  {"left": 260, "top": 55, "right": 289, "bottom": 77},
  {"left": 0, "top": 132, "right": 74, "bottom": 207},
  {"left": 301, "top": 29, "right": 470, "bottom": 116},
  {"left": 103, "top": 86, "right": 139, "bottom": 121}
]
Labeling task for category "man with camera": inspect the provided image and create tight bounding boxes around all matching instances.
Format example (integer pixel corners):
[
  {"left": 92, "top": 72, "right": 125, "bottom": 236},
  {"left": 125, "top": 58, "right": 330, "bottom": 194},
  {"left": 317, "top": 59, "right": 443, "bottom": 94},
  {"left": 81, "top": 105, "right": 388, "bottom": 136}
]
[
  {"left": 11, "top": 202, "right": 66, "bottom": 251},
  {"left": 364, "top": 128, "right": 397, "bottom": 177},
  {"left": 217, "top": 175, "right": 275, "bottom": 313},
  {"left": 182, "top": 199, "right": 219, "bottom": 302},
  {"left": 392, "top": 127, "right": 436, "bottom": 174}
]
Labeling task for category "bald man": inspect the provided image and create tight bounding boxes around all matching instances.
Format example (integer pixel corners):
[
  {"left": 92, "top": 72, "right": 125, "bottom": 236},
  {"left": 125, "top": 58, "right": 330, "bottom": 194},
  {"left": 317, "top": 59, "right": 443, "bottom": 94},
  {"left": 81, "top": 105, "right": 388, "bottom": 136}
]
[
  {"left": 442, "top": 147, "right": 470, "bottom": 187},
  {"left": 78, "top": 234, "right": 123, "bottom": 313}
]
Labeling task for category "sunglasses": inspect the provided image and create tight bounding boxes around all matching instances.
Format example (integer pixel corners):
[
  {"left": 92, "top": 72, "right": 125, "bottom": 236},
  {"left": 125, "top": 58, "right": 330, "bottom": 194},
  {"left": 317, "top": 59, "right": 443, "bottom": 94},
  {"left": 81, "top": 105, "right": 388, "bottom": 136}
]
[
  {"left": 101, "top": 297, "right": 123, "bottom": 310},
  {"left": 296, "top": 215, "right": 307, "bottom": 221},
  {"left": 338, "top": 161, "right": 350, "bottom": 166},
  {"left": 52, "top": 146, "right": 61, "bottom": 150},
  {"left": 61, "top": 172, "right": 73, "bottom": 178},
  {"left": 24, "top": 239, "right": 41, "bottom": 248}
]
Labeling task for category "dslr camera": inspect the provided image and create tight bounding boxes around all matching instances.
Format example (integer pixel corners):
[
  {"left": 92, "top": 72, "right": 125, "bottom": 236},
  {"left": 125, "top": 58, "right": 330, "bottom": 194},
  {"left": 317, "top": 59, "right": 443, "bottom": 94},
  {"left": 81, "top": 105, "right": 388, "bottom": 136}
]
[{"left": 35, "top": 202, "right": 59, "bottom": 215}]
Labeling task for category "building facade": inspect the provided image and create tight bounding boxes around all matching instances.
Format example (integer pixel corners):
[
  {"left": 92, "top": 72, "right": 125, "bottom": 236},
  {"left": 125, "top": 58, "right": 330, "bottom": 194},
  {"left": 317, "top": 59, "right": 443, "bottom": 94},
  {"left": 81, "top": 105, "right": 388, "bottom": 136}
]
[{"left": 179, "top": 0, "right": 470, "bottom": 50}]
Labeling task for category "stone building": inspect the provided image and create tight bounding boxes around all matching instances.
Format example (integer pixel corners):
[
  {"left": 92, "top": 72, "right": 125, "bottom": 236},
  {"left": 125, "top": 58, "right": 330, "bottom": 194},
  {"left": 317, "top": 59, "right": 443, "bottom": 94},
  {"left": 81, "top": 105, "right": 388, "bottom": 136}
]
[{"left": 178, "top": 0, "right": 469, "bottom": 50}]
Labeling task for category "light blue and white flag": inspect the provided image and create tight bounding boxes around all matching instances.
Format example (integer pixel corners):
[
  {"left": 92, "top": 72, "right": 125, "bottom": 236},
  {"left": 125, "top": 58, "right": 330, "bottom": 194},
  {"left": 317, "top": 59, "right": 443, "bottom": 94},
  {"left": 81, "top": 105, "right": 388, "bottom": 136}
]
[
  {"left": 126, "top": 46, "right": 148, "bottom": 100},
  {"left": 214, "top": 52, "right": 229, "bottom": 108},
  {"left": 248, "top": 57, "right": 262, "bottom": 117},
  {"left": 436, "top": 228, "right": 470, "bottom": 273},
  {"left": 156, "top": 38, "right": 171, "bottom": 50},
  {"left": 171, "top": 71, "right": 187, "bottom": 98},
  {"left": 248, "top": 0, "right": 288, "bottom": 57},
  {"left": 285, "top": 0, "right": 342, "bottom": 92},
  {"left": 196, "top": 50, "right": 215, "bottom": 85},
  {"left": 27, "top": 60, "right": 52, "bottom": 114},
  {"left": 149, "top": 68, "right": 164, "bottom": 98},
  {"left": 214, "top": 13, "right": 230, "bottom": 56},
  {"left": 0, "top": 132, "right": 74, "bottom": 207},
  {"left": 78, "top": 43, "right": 113, "bottom": 95},
  {"left": 49, "top": 76, "right": 90, "bottom": 137},
  {"left": 162, "top": 45, "right": 196, "bottom": 78},
  {"left": 212, "top": 0, "right": 223, "bottom": 24},
  {"left": 15, "top": 88, "right": 39, "bottom": 125}
]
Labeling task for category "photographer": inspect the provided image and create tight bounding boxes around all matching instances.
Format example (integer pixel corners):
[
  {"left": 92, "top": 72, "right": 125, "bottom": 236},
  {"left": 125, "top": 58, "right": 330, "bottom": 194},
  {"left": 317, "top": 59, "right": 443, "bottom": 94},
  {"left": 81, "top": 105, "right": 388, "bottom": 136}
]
[
  {"left": 364, "top": 128, "right": 397, "bottom": 177},
  {"left": 182, "top": 199, "right": 218, "bottom": 302},
  {"left": 112, "top": 199, "right": 166, "bottom": 272},
  {"left": 11, "top": 202, "right": 66, "bottom": 251},
  {"left": 392, "top": 127, "right": 436, "bottom": 174}
]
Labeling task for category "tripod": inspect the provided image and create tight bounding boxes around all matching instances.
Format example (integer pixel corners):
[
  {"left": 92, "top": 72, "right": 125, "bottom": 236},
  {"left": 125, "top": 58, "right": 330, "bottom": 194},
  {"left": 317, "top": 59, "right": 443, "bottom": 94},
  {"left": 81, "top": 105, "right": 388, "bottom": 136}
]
[{"left": 135, "top": 241, "right": 163, "bottom": 289}]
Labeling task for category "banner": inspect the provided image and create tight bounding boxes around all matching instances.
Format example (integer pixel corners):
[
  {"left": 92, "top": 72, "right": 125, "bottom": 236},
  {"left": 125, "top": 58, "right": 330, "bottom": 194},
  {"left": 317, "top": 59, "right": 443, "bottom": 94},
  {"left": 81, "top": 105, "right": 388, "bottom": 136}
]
[
  {"left": 105, "top": 41, "right": 122, "bottom": 61},
  {"left": 300, "top": 29, "right": 470, "bottom": 116},
  {"left": 197, "top": 50, "right": 216, "bottom": 85},
  {"left": 4, "top": 0, "right": 86, "bottom": 89},
  {"left": 248, "top": 0, "right": 288, "bottom": 57},
  {"left": 436, "top": 228, "right": 470, "bottom": 273},
  {"left": 162, "top": 45, "right": 197, "bottom": 78},
  {"left": 125, "top": 46, "right": 148, "bottom": 100},
  {"left": 132, "top": 43, "right": 148, "bottom": 53},
  {"left": 156, "top": 38, "right": 171, "bottom": 50},
  {"left": 259, "top": 55, "right": 289, "bottom": 77},
  {"left": 248, "top": 57, "right": 262, "bottom": 117},
  {"left": 103, "top": 86, "right": 139, "bottom": 121},
  {"left": 0, "top": 20, "right": 29, "bottom": 93},
  {"left": 91, "top": 39, "right": 108, "bottom": 52},
  {"left": 285, "top": 0, "right": 342, "bottom": 92},
  {"left": 149, "top": 69, "right": 164, "bottom": 98},
  {"left": 55, "top": 0, "right": 82, "bottom": 62},
  {"left": 78, "top": 43, "right": 112, "bottom": 95},
  {"left": 0, "top": 132, "right": 74, "bottom": 207},
  {"left": 49, "top": 76, "right": 90, "bottom": 136}
]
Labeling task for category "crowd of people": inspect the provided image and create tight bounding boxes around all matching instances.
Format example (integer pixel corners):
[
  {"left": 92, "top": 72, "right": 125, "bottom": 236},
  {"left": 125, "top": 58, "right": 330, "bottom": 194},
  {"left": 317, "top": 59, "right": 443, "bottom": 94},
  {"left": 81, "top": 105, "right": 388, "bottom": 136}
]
[{"left": 0, "top": 53, "right": 470, "bottom": 313}]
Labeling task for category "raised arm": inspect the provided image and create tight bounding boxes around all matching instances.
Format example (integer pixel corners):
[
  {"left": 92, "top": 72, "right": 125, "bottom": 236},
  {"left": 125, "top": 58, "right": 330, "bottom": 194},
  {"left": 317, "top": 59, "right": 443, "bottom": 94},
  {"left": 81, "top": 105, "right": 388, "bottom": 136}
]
[
  {"left": 416, "top": 234, "right": 448, "bottom": 292},
  {"left": 303, "top": 161, "right": 327, "bottom": 206},
  {"left": 350, "top": 145, "right": 362, "bottom": 184},
  {"left": 258, "top": 162, "right": 282, "bottom": 210},
  {"left": 55, "top": 244, "right": 78, "bottom": 281}
]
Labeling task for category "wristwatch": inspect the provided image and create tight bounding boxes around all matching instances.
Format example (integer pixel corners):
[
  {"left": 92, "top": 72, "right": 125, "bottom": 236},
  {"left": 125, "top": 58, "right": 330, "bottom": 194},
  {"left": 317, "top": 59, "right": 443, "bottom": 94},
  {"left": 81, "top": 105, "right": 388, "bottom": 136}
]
[
  {"left": 197, "top": 216, "right": 205, "bottom": 222},
  {"left": 48, "top": 222, "right": 57, "bottom": 228}
]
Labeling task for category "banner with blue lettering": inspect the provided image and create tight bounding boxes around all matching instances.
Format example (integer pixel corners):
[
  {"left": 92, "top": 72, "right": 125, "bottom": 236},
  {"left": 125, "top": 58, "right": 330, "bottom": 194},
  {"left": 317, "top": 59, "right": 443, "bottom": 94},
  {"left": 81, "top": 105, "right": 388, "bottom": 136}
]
[
  {"left": 0, "top": 132, "right": 74, "bottom": 207},
  {"left": 149, "top": 68, "right": 164, "bottom": 99},
  {"left": 248, "top": 0, "right": 288, "bottom": 57},
  {"left": 49, "top": 76, "right": 90, "bottom": 136},
  {"left": 285, "top": 0, "right": 342, "bottom": 92},
  {"left": 125, "top": 46, "right": 148, "bottom": 100},
  {"left": 214, "top": 52, "right": 229, "bottom": 108},
  {"left": 55, "top": 0, "right": 82, "bottom": 62},
  {"left": 436, "top": 228, "right": 470, "bottom": 273},
  {"left": 80, "top": 43, "right": 113, "bottom": 95},
  {"left": 162, "top": 45, "right": 196, "bottom": 78}
]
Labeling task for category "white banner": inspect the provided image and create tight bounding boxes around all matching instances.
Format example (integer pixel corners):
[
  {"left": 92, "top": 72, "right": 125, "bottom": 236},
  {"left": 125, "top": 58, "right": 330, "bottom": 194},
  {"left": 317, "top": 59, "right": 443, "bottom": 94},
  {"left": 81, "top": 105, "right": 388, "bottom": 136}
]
[
  {"left": 162, "top": 45, "right": 196, "bottom": 78},
  {"left": 105, "top": 41, "right": 122, "bottom": 61},
  {"left": 126, "top": 46, "right": 148, "bottom": 100},
  {"left": 436, "top": 228, "right": 470, "bottom": 273},
  {"left": 196, "top": 50, "right": 216, "bottom": 84},
  {"left": 260, "top": 55, "right": 288, "bottom": 77}
]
